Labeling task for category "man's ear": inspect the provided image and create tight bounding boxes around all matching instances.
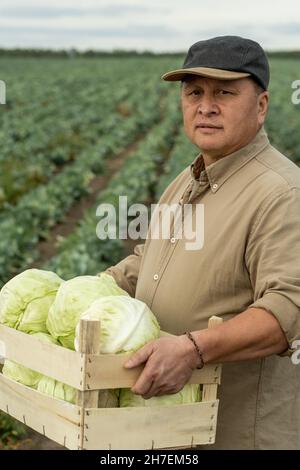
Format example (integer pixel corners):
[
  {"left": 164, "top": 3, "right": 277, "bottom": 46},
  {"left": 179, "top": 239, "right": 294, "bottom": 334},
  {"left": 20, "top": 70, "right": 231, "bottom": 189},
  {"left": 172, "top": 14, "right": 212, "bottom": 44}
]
[{"left": 258, "top": 91, "right": 269, "bottom": 125}]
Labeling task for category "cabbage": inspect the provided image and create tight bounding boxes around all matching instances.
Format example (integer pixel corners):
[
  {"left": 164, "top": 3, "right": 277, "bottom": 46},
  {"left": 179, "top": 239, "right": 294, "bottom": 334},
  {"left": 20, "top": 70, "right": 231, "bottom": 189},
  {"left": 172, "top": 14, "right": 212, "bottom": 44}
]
[
  {"left": 2, "top": 359, "right": 43, "bottom": 388},
  {"left": 18, "top": 293, "right": 57, "bottom": 334},
  {"left": 119, "top": 384, "right": 201, "bottom": 407},
  {"left": 2, "top": 332, "right": 59, "bottom": 388},
  {"left": 37, "top": 377, "right": 77, "bottom": 404},
  {"left": 0, "top": 269, "right": 63, "bottom": 333},
  {"left": 97, "top": 389, "right": 120, "bottom": 408},
  {"left": 37, "top": 379, "right": 120, "bottom": 406},
  {"left": 47, "top": 273, "right": 128, "bottom": 349},
  {"left": 75, "top": 295, "right": 160, "bottom": 353}
]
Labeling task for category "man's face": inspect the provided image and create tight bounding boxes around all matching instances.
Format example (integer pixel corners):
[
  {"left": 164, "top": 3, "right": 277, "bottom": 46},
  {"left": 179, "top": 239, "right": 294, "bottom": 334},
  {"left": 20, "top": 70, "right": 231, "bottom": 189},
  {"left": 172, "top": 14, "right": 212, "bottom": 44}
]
[{"left": 181, "top": 76, "right": 269, "bottom": 162}]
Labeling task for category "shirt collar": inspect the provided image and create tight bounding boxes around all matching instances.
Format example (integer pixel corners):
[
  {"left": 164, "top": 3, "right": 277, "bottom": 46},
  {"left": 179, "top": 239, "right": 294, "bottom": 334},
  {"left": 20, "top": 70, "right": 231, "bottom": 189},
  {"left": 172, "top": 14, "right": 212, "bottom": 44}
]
[{"left": 190, "top": 126, "right": 270, "bottom": 193}]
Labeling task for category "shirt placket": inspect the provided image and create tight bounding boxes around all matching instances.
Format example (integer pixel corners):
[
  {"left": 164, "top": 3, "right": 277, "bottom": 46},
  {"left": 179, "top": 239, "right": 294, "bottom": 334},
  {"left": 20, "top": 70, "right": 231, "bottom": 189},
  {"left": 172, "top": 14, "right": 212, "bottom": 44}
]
[{"left": 147, "top": 176, "right": 210, "bottom": 309}]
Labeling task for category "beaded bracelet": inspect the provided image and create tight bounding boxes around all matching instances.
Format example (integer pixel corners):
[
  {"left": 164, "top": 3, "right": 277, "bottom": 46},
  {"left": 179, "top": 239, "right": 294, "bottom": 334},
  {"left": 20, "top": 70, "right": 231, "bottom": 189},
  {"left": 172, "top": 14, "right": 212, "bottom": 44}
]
[{"left": 185, "top": 331, "right": 205, "bottom": 369}]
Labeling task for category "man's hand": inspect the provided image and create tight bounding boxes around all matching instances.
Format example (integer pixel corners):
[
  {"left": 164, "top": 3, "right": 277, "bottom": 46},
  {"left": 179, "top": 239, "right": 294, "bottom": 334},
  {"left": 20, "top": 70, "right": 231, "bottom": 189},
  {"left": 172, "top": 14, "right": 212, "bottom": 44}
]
[{"left": 124, "top": 335, "right": 200, "bottom": 399}]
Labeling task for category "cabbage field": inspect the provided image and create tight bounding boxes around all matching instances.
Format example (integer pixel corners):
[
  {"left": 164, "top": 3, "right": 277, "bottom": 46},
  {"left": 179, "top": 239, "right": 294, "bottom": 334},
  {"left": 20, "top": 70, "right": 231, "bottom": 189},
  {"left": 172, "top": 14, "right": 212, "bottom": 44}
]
[
  {"left": 0, "top": 54, "right": 299, "bottom": 448},
  {"left": 0, "top": 56, "right": 299, "bottom": 288}
]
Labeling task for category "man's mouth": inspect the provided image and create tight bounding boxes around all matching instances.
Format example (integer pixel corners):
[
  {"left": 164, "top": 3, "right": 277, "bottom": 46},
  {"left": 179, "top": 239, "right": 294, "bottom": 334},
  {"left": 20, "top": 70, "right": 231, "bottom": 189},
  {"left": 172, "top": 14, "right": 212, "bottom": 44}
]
[
  {"left": 195, "top": 124, "right": 223, "bottom": 134},
  {"left": 196, "top": 123, "right": 223, "bottom": 129}
]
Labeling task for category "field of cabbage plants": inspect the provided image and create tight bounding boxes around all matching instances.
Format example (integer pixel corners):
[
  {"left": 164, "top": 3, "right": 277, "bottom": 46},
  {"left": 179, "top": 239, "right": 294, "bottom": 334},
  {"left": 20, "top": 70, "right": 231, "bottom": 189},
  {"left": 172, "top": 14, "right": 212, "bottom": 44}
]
[{"left": 0, "top": 54, "right": 299, "bottom": 448}]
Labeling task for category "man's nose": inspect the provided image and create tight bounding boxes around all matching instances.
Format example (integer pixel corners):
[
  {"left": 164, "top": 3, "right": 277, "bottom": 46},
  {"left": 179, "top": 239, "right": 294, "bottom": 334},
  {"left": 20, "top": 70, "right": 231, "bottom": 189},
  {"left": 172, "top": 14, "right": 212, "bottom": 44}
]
[{"left": 197, "top": 94, "right": 218, "bottom": 115}]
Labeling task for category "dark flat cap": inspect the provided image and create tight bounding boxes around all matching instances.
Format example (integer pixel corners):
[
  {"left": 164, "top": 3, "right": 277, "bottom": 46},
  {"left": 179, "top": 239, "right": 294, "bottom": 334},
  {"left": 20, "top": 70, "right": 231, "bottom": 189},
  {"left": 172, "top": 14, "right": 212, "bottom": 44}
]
[{"left": 162, "top": 35, "right": 270, "bottom": 90}]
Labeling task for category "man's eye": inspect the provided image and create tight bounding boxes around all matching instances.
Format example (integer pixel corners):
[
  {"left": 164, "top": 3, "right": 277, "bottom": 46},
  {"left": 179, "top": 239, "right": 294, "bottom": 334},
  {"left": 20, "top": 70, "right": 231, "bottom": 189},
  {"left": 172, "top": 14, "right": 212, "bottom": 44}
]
[
  {"left": 216, "top": 89, "right": 232, "bottom": 95},
  {"left": 189, "top": 90, "right": 200, "bottom": 96}
]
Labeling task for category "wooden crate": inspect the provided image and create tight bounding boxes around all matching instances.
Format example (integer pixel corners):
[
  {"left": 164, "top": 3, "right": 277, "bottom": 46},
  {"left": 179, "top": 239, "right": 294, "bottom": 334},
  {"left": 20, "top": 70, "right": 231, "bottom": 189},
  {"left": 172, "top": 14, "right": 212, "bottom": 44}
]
[{"left": 0, "top": 316, "right": 222, "bottom": 450}]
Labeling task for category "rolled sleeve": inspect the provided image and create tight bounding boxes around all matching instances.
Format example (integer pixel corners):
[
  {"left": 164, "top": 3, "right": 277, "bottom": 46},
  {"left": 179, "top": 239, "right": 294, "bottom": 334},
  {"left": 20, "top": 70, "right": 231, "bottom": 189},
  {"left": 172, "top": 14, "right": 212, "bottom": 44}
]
[
  {"left": 246, "top": 188, "right": 300, "bottom": 355},
  {"left": 103, "top": 243, "right": 145, "bottom": 297}
]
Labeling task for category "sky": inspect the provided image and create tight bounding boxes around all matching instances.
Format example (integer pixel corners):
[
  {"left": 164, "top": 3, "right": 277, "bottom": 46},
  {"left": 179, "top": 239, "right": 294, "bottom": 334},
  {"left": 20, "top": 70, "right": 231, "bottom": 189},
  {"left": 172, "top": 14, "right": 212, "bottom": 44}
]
[{"left": 0, "top": 0, "right": 299, "bottom": 52}]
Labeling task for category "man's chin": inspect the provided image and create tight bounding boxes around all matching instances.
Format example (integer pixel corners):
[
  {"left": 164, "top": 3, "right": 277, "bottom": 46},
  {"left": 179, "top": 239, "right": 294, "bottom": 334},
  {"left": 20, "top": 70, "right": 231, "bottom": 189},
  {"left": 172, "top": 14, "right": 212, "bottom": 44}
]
[
  {"left": 194, "top": 134, "right": 224, "bottom": 148},
  {"left": 195, "top": 142, "right": 224, "bottom": 154}
]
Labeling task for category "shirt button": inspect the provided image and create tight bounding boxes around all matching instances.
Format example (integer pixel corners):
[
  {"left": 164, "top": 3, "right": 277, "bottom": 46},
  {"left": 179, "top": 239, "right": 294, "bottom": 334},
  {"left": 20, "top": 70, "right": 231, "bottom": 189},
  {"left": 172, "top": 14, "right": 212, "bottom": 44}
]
[
  {"left": 170, "top": 237, "right": 176, "bottom": 244},
  {"left": 153, "top": 274, "right": 159, "bottom": 281},
  {"left": 212, "top": 183, "right": 218, "bottom": 190}
]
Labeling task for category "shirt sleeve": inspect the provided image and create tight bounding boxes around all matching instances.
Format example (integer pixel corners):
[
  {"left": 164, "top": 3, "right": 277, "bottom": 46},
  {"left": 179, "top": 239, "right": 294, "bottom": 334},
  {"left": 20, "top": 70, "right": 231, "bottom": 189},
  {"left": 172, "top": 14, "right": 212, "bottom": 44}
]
[
  {"left": 245, "top": 187, "right": 300, "bottom": 357},
  {"left": 102, "top": 243, "right": 145, "bottom": 297}
]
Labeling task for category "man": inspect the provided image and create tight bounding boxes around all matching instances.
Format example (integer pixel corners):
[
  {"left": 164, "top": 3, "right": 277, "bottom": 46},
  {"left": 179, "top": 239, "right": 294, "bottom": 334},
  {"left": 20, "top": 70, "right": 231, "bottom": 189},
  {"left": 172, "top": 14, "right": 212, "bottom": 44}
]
[{"left": 106, "top": 36, "right": 300, "bottom": 449}]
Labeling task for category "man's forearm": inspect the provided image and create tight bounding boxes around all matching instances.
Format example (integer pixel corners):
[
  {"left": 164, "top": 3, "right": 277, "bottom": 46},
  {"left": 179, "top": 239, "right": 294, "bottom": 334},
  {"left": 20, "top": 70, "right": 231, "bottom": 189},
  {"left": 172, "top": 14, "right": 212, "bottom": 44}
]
[
  {"left": 125, "top": 307, "right": 289, "bottom": 398},
  {"left": 192, "top": 307, "right": 289, "bottom": 364}
]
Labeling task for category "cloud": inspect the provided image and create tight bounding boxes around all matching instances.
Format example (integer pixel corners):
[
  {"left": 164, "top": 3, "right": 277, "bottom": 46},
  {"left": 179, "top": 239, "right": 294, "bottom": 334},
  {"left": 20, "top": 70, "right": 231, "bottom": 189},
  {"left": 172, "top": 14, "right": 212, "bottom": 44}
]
[
  {"left": 0, "top": 23, "right": 177, "bottom": 39},
  {"left": 0, "top": 0, "right": 299, "bottom": 51},
  {"left": 0, "top": 4, "right": 153, "bottom": 19},
  {"left": 268, "top": 23, "right": 300, "bottom": 35}
]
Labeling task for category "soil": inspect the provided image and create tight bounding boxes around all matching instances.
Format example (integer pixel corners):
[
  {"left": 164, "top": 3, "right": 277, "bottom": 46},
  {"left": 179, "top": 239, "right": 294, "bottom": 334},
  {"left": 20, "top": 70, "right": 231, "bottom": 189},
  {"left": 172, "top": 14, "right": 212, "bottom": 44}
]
[{"left": 6, "top": 428, "right": 65, "bottom": 450}]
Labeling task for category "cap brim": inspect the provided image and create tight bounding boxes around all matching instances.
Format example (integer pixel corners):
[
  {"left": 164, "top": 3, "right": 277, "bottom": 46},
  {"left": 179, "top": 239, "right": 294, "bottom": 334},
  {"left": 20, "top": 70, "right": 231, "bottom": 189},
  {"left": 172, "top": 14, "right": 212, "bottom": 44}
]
[{"left": 161, "top": 67, "right": 251, "bottom": 81}]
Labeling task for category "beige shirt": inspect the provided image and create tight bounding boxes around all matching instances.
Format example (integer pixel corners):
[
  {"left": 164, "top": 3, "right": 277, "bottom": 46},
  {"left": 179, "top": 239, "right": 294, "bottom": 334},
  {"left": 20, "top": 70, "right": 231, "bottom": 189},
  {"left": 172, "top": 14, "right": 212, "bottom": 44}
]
[{"left": 106, "top": 127, "right": 300, "bottom": 449}]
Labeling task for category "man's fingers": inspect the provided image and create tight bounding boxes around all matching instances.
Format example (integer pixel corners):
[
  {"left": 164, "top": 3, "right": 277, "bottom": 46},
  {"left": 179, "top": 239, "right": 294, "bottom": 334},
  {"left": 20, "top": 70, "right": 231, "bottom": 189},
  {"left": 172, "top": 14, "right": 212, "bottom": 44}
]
[
  {"left": 131, "top": 369, "right": 154, "bottom": 396},
  {"left": 124, "top": 344, "right": 152, "bottom": 368},
  {"left": 141, "top": 382, "right": 163, "bottom": 400}
]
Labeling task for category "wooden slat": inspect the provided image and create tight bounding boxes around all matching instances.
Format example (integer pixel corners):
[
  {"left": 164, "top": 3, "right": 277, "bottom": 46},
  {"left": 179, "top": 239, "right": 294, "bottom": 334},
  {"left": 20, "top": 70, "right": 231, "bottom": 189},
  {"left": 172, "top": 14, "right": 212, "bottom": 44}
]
[
  {"left": 85, "top": 353, "right": 221, "bottom": 389},
  {"left": 84, "top": 321, "right": 221, "bottom": 390},
  {"left": 0, "top": 324, "right": 84, "bottom": 390},
  {"left": 202, "top": 316, "right": 223, "bottom": 402},
  {"left": 0, "top": 373, "right": 81, "bottom": 449},
  {"left": 77, "top": 320, "right": 102, "bottom": 449},
  {"left": 83, "top": 400, "right": 219, "bottom": 450},
  {"left": 76, "top": 319, "right": 100, "bottom": 408}
]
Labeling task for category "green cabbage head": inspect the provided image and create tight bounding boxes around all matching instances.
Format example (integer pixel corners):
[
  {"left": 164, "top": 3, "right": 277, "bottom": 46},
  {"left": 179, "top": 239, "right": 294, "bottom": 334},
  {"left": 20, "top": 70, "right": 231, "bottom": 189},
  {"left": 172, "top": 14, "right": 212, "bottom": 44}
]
[
  {"left": 0, "top": 269, "right": 63, "bottom": 333},
  {"left": 36, "top": 381, "right": 120, "bottom": 406},
  {"left": 37, "top": 377, "right": 77, "bottom": 404},
  {"left": 75, "top": 295, "right": 160, "bottom": 353},
  {"left": 119, "top": 383, "right": 201, "bottom": 407},
  {"left": 46, "top": 273, "right": 128, "bottom": 349}
]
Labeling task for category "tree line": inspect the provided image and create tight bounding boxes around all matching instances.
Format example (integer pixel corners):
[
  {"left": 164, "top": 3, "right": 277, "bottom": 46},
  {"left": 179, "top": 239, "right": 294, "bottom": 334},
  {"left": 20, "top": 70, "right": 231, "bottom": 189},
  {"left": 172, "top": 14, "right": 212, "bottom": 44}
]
[{"left": 0, "top": 48, "right": 299, "bottom": 59}]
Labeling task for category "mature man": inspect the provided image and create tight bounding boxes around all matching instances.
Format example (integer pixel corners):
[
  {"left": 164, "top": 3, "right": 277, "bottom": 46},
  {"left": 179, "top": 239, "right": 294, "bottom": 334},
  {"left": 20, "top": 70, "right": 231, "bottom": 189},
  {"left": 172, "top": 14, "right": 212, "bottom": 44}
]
[{"left": 106, "top": 36, "right": 300, "bottom": 449}]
